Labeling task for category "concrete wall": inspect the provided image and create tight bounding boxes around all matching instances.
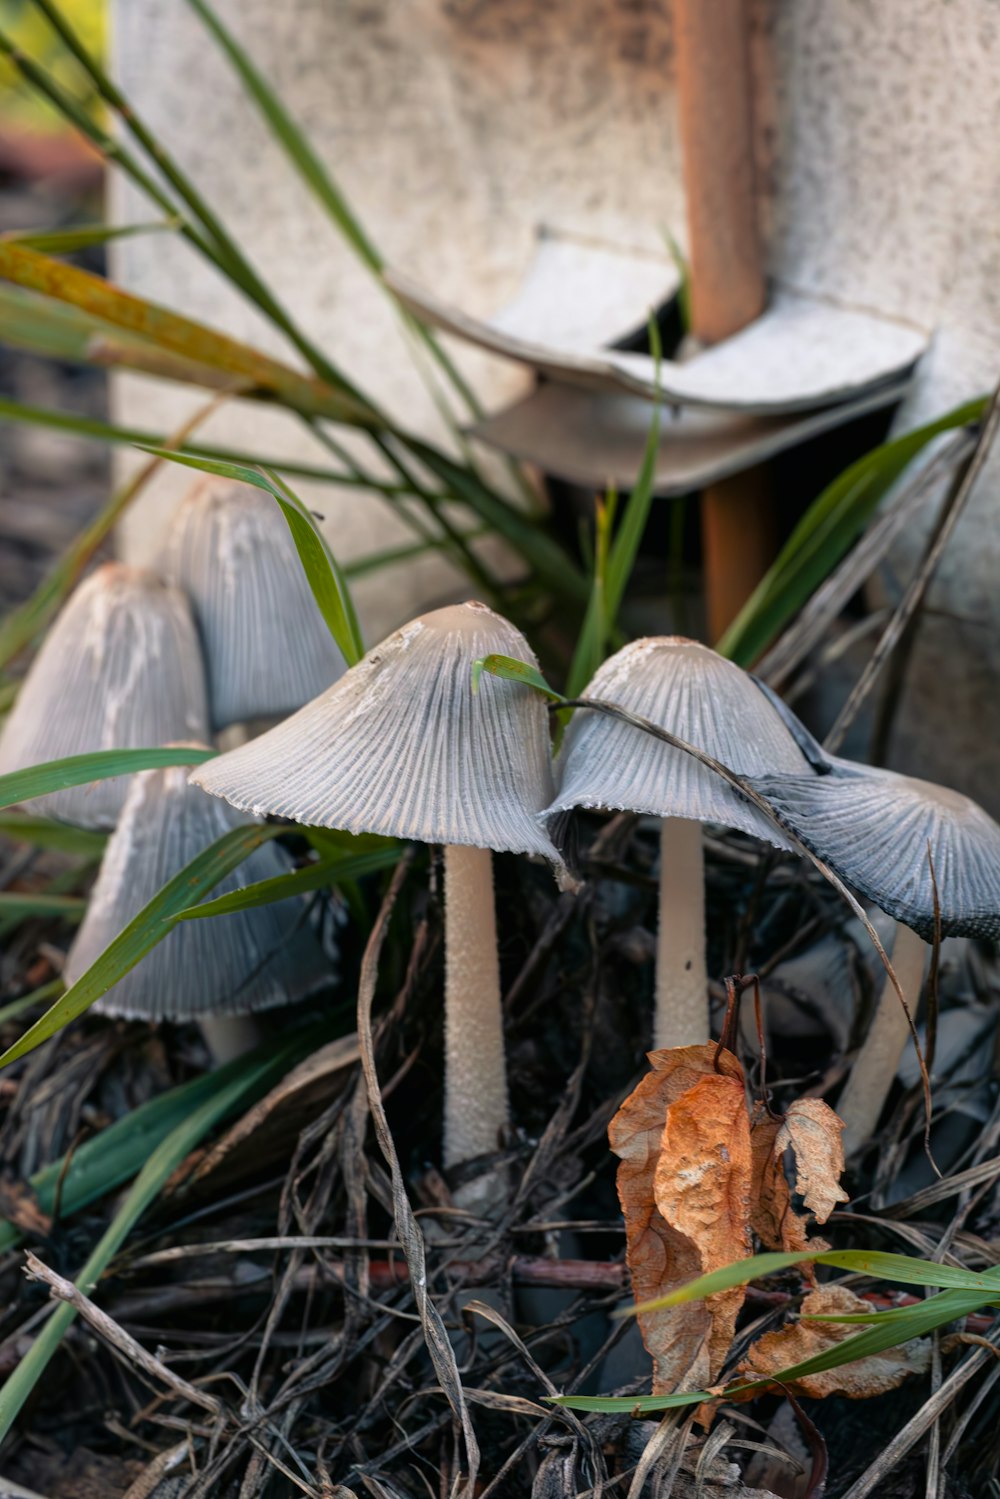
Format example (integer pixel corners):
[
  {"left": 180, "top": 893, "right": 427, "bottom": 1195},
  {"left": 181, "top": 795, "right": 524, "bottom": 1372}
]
[{"left": 110, "top": 0, "right": 683, "bottom": 644}]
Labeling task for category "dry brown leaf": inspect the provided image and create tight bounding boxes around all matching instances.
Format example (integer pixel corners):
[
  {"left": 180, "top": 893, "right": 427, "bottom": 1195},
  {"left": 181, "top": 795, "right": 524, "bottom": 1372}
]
[
  {"left": 749, "top": 1112, "right": 811, "bottom": 1255},
  {"left": 749, "top": 1097, "right": 847, "bottom": 1258},
  {"left": 778, "top": 1098, "right": 848, "bottom": 1224},
  {"left": 0, "top": 1175, "right": 52, "bottom": 1237},
  {"left": 609, "top": 1045, "right": 750, "bottom": 1395},
  {"left": 737, "top": 1284, "right": 930, "bottom": 1399},
  {"left": 655, "top": 1068, "right": 753, "bottom": 1389}
]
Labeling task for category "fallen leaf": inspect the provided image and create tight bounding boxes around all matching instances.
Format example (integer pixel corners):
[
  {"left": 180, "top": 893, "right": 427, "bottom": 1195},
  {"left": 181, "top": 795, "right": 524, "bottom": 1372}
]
[
  {"left": 778, "top": 1099, "right": 848, "bottom": 1224},
  {"left": 655, "top": 1068, "right": 753, "bottom": 1389},
  {"left": 737, "top": 1284, "right": 931, "bottom": 1399},
  {"left": 0, "top": 1175, "right": 52, "bottom": 1237},
  {"left": 609, "top": 1045, "right": 750, "bottom": 1394},
  {"left": 749, "top": 1111, "right": 811, "bottom": 1256},
  {"left": 749, "top": 1097, "right": 847, "bottom": 1260}
]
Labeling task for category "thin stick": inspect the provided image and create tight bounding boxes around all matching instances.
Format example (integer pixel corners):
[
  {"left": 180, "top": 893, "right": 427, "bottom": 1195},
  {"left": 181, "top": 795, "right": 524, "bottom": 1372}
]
[
  {"left": 825, "top": 381, "right": 1000, "bottom": 754},
  {"left": 22, "top": 1252, "right": 222, "bottom": 1416}
]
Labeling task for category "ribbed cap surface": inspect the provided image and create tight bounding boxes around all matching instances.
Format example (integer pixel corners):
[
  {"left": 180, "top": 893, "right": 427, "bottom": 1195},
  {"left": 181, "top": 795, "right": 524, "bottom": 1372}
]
[
  {"left": 193, "top": 602, "right": 559, "bottom": 857},
  {"left": 750, "top": 759, "right": 1000, "bottom": 940},
  {"left": 550, "top": 638, "right": 809, "bottom": 847},
  {"left": 67, "top": 758, "right": 331, "bottom": 1020},
  {"left": 0, "top": 564, "right": 209, "bottom": 828},
  {"left": 162, "top": 476, "right": 345, "bottom": 729}
]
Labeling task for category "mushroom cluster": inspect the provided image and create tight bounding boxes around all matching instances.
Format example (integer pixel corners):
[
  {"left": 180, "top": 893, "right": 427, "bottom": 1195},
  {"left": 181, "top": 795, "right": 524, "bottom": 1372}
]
[
  {"left": 0, "top": 478, "right": 345, "bottom": 1042},
  {"left": 6, "top": 479, "right": 996, "bottom": 1181}
]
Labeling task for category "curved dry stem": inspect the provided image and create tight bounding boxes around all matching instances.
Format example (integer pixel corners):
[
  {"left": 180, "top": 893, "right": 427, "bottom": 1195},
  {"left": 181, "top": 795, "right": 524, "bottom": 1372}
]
[{"left": 839, "top": 921, "right": 927, "bottom": 1157}]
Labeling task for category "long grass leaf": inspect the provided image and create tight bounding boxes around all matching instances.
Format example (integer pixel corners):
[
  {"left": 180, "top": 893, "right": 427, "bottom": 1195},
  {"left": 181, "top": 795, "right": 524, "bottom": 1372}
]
[
  {"left": 0, "top": 1030, "right": 317, "bottom": 1439},
  {"left": 135, "top": 448, "right": 364, "bottom": 663},
  {"left": 0, "top": 824, "right": 283, "bottom": 1068},
  {"left": 5, "top": 219, "right": 179, "bottom": 253},
  {"left": 0, "top": 812, "right": 106, "bottom": 856},
  {"left": 0, "top": 392, "right": 230, "bottom": 668},
  {"left": 178, "top": 846, "right": 400, "bottom": 919},
  {"left": 0, "top": 747, "right": 215, "bottom": 812},
  {"left": 0, "top": 893, "right": 86, "bottom": 919},
  {"left": 630, "top": 1248, "right": 1000, "bottom": 1316},
  {"left": 0, "top": 241, "right": 371, "bottom": 426},
  {"left": 718, "top": 397, "right": 986, "bottom": 664}
]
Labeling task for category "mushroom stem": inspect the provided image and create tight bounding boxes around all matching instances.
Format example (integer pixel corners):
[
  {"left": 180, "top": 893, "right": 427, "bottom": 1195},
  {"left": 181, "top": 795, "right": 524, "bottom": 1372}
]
[
  {"left": 839, "top": 921, "right": 927, "bottom": 1157},
  {"left": 199, "top": 1014, "right": 264, "bottom": 1065},
  {"left": 655, "top": 816, "right": 708, "bottom": 1048},
  {"left": 443, "top": 843, "right": 509, "bottom": 1170}
]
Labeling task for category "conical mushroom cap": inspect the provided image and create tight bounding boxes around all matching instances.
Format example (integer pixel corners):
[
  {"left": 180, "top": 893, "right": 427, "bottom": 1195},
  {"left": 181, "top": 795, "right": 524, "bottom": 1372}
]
[
  {"left": 193, "top": 601, "right": 558, "bottom": 858},
  {"left": 0, "top": 564, "right": 209, "bottom": 828},
  {"left": 66, "top": 755, "right": 331, "bottom": 1020},
  {"left": 161, "top": 476, "right": 345, "bottom": 729},
  {"left": 750, "top": 758, "right": 1000, "bottom": 941},
  {"left": 549, "top": 638, "right": 810, "bottom": 848}
]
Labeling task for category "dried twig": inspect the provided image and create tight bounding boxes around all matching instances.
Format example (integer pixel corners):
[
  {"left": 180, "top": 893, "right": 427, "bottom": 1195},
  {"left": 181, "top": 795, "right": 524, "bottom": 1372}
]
[{"left": 23, "top": 1251, "right": 223, "bottom": 1417}]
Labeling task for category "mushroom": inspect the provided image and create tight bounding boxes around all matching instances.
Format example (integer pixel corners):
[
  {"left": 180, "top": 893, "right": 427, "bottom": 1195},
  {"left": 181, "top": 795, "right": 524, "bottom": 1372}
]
[
  {"left": 0, "top": 564, "right": 208, "bottom": 828},
  {"left": 66, "top": 750, "right": 331, "bottom": 1063},
  {"left": 191, "top": 601, "right": 559, "bottom": 1178},
  {"left": 160, "top": 475, "right": 345, "bottom": 732},
  {"left": 546, "top": 638, "right": 813, "bottom": 1049},
  {"left": 747, "top": 757, "right": 1000, "bottom": 1154}
]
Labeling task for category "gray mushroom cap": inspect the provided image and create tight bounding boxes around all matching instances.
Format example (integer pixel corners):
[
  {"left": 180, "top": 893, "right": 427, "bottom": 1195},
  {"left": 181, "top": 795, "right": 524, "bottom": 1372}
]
[
  {"left": 0, "top": 564, "right": 209, "bottom": 828},
  {"left": 749, "top": 758, "right": 1000, "bottom": 942},
  {"left": 548, "top": 637, "right": 810, "bottom": 848},
  {"left": 67, "top": 754, "right": 331, "bottom": 1020},
  {"left": 161, "top": 476, "right": 345, "bottom": 730},
  {"left": 193, "top": 601, "right": 559, "bottom": 859}
]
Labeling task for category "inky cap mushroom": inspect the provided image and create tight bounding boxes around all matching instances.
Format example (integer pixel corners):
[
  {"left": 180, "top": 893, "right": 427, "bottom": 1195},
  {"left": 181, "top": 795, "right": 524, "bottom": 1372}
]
[
  {"left": 547, "top": 638, "right": 812, "bottom": 1049},
  {"left": 749, "top": 756, "right": 1000, "bottom": 1152},
  {"left": 0, "top": 564, "right": 209, "bottom": 828},
  {"left": 66, "top": 752, "right": 330, "bottom": 1027},
  {"left": 193, "top": 601, "right": 559, "bottom": 1180},
  {"left": 161, "top": 476, "right": 345, "bottom": 730}
]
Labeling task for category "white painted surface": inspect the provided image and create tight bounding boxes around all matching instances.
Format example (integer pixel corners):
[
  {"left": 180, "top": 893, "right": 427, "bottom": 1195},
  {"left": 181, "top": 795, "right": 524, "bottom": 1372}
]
[{"left": 110, "top": 0, "right": 683, "bottom": 645}]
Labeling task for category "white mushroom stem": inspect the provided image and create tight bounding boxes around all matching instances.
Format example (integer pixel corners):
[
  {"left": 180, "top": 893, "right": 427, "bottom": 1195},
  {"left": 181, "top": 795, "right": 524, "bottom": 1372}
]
[
  {"left": 839, "top": 921, "right": 928, "bottom": 1157},
  {"left": 199, "top": 1014, "right": 264, "bottom": 1065},
  {"left": 655, "top": 816, "right": 709, "bottom": 1049},
  {"left": 443, "top": 843, "right": 509, "bottom": 1170}
]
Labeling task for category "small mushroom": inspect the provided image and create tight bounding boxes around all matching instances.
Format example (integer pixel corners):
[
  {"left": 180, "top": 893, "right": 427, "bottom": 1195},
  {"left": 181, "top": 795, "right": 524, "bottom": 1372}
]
[
  {"left": 161, "top": 476, "right": 345, "bottom": 731},
  {"left": 191, "top": 601, "right": 559, "bottom": 1177},
  {"left": 748, "top": 757, "right": 1000, "bottom": 1154},
  {"left": 0, "top": 564, "right": 209, "bottom": 828},
  {"left": 66, "top": 750, "right": 331, "bottom": 1061},
  {"left": 546, "top": 638, "right": 812, "bottom": 1048}
]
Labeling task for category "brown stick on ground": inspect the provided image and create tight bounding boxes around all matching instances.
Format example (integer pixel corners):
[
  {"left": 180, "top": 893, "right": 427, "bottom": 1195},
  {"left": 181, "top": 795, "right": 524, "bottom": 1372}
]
[{"left": 673, "top": 0, "right": 774, "bottom": 641}]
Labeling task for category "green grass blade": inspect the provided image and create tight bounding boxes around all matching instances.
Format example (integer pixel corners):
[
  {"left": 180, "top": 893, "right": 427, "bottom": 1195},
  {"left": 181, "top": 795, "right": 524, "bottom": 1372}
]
[
  {"left": 0, "top": 980, "right": 63, "bottom": 1029},
  {"left": 0, "top": 824, "right": 284, "bottom": 1068},
  {"left": 0, "top": 1052, "right": 287, "bottom": 1255},
  {"left": 0, "top": 747, "right": 216, "bottom": 812},
  {"left": 0, "top": 812, "right": 106, "bottom": 856},
  {"left": 0, "top": 893, "right": 85, "bottom": 920},
  {"left": 185, "top": 0, "right": 380, "bottom": 272},
  {"left": 630, "top": 1248, "right": 1000, "bottom": 1317},
  {"left": 0, "top": 240, "right": 371, "bottom": 426},
  {"left": 403, "top": 438, "right": 590, "bottom": 606},
  {"left": 472, "top": 654, "right": 566, "bottom": 703},
  {"left": 177, "top": 845, "right": 400, "bottom": 919},
  {"left": 5, "top": 219, "right": 179, "bottom": 253},
  {"left": 0, "top": 1030, "right": 318, "bottom": 1441},
  {"left": 552, "top": 1286, "right": 994, "bottom": 1413},
  {"left": 136, "top": 448, "right": 364, "bottom": 664},
  {"left": 717, "top": 397, "right": 986, "bottom": 664}
]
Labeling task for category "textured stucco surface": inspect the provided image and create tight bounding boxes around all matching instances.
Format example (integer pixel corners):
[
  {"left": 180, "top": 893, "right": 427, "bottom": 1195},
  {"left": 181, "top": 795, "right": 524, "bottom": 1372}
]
[
  {"left": 763, "top": 0, "right": 1000, "bottom": 812},
  {"left": 110, "top": 0, "right": 683, "bottom": 643}
]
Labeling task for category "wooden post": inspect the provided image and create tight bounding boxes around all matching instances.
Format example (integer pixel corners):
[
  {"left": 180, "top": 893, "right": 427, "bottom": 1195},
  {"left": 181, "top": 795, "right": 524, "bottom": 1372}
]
[{"left": 673, "top": 0, "right": 776, "bottom": 643}]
